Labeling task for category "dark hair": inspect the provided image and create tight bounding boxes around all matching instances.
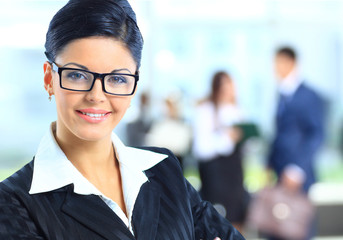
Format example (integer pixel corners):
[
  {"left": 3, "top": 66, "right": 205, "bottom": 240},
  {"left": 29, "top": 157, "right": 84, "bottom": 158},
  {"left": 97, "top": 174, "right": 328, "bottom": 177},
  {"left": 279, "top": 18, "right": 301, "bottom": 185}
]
[
  {"left": 276, "top": 46, "right": 297, "bottom": 61},
  {"left": 209, "top": 71, "right": 232, "bottom": 107},
  {"left": 45, "top": 0, "right": 144, "bottom": 69}
]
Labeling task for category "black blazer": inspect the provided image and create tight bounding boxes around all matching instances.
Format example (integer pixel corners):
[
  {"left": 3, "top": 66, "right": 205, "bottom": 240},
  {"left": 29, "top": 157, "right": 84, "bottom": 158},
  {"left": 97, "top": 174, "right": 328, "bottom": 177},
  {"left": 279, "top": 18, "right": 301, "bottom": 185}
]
[{"left": 0, "top": 147, "right": 244, "bottom": 240}]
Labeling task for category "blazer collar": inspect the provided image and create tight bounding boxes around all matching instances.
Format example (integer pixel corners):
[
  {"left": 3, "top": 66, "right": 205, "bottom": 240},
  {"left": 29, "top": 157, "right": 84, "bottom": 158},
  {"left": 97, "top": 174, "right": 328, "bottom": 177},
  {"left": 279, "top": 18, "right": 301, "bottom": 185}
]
[
  {"left": 29, "top": 122, "right": 168, "bottom": 235},
  {"left": 29, "top": 122, "right": 167, "bottom": 195},
  {"left": 61, "top": 185, "right": 135, "bottom": 240},
  {"left": 131, "top": 179, "right": 161, "bottom": 240},
  {"left": 60, "top": 175, "right": 162, "bottom": 240}
]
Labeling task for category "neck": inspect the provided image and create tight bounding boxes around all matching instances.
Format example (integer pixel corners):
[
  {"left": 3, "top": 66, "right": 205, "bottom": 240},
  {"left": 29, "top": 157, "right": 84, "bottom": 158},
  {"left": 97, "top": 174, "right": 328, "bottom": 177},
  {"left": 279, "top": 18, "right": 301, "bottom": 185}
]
[
  {"left": 53, "top": 123, "right": 117, "bottom": 181},
  {"left": 278, "top": 68, "right": 302, "bottom": 96},
  {"left": 52, "top": 122, "right": 126, "bottom": 214}
]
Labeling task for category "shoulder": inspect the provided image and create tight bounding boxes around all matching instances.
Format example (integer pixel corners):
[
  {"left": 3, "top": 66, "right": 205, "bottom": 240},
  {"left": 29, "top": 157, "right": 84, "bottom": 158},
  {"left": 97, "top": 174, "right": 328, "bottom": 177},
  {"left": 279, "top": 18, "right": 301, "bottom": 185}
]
[
  {"left": 196, "top": 101, "right": 213, "bottom": 112},
  {"left": 138, "top": 146, "right": 185, "bottom": 183},
  {"left": 0, "top": 160, "right": 34, "bottom": 196},
  {"left": 139, "top": 147, "right": 182, "bottom": 171},
  {"left": 292, "top": 84, "right": 325, "bottom": 111},
  {"left": 297, "top": 83, "right": 323, "bottom": 102},
  {"left": 0, "top": 161, "right": 35, "bottom": 217},
  {"left": 0, "top": 160, "right": 51, "bottom": 239}
]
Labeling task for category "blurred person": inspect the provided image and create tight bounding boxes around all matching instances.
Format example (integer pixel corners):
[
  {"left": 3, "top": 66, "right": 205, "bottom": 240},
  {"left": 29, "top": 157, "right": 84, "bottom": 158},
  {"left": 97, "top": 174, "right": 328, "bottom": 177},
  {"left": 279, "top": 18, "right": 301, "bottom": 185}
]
[
  {"left": 0, "top": 0, "right": 245, "bottom": 239},
  {"left": 146, "top": 93, "right": 192, "bottom": 169},
  {"left": 126, "top": 92, "right": 152, "bottom": 147},
  {"left": 193, "top": 71, "right": 249, "bottom": 233},
  {"left": 267, "top": 47, "right": 325, "bottom": 240}
]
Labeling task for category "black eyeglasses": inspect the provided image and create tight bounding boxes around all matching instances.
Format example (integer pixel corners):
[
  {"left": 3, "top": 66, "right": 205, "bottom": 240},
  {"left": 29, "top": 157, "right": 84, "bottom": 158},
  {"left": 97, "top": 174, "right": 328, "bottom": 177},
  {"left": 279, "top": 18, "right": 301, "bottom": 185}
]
[{"left": 50, "top": 62, "right": 139, "bottom": 96}]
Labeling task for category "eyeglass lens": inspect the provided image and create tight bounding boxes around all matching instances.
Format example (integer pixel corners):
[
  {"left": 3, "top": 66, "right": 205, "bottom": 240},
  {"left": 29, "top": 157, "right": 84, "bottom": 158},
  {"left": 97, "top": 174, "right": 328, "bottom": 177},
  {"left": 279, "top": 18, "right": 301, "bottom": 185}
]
[{"left": 60, "top": 69, "right": 136, "bottom": 95}]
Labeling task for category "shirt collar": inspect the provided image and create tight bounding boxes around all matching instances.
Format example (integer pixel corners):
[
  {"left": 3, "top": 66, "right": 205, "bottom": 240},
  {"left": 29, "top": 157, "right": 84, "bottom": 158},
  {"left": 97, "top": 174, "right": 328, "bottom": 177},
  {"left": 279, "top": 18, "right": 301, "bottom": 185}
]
[
  {"left": 278, "top": 67, "right": 303, "bottom": 96},
  {"left": 29, "top": 122, "right": 168, "bottom": 195}
]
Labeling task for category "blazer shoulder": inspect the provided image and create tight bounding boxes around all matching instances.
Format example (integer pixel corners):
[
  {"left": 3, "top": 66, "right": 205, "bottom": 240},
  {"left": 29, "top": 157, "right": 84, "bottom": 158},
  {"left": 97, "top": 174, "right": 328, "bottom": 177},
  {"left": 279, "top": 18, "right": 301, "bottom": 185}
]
[
  {"left": 137, "top": 146, "right": 184, "bottom": 181},
  {"left": 298, "top": 83, "right": 324, "bottom": 102},
  {"left": 0, "top": 159, "right": 34, "bottom": 195},
  {"left": 139, "top": 146, "right": 174, "bottom": 155},
  {"left": 138, "top": 146, "right": 182, "bottom": 169}
]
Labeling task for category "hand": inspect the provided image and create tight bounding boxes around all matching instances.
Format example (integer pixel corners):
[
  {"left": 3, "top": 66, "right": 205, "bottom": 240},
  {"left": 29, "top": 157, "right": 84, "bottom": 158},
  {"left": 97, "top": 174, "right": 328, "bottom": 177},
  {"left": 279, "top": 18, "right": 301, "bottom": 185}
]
[
  {"left": 281, "top": 171, "right": 303, "bottom": 192},
  {"left": 228, "top": 127, "right": 242, "bottom": 143}
]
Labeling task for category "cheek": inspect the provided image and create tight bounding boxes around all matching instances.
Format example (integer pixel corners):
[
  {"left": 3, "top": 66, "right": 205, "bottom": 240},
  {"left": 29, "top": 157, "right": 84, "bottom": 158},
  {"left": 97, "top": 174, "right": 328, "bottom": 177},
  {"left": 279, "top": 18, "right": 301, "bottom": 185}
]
[
  {"left": 110, "top": 97, "right": 132, "bottom": 118},
  {"left": 275, "top": 65, "right": 287, "bottom": 77},
  {"left": 113, "top": 98, "right": 131, "bottom": 111},
  {"left": 54, "top": 88, "right": 78, "bottom": 116}
]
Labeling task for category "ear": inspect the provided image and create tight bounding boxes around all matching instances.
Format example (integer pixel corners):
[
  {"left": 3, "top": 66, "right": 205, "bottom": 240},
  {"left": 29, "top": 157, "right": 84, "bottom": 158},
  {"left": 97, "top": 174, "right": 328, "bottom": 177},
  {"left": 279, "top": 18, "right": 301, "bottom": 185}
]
[{"left": 43, "top": 61, "right": 54, "bottom": 96}]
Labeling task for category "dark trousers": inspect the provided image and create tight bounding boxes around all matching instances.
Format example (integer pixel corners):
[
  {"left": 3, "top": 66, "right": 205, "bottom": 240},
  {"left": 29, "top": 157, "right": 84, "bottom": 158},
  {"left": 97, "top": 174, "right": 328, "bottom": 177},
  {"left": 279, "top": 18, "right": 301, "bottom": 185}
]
[{"left": 198, "top": 151, "right": 249, "bottom": 224}]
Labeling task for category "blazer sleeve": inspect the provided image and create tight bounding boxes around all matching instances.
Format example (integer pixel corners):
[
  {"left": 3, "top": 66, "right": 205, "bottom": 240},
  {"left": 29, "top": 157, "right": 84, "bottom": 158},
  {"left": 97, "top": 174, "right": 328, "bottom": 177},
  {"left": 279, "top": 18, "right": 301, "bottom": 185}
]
[
  {"left": 0, "top": 184, "right": 46, "bottom": 240},
  {"left": 295, "top": 92, "right": 325, "bottom": 171},
  {"left": 185, "top": 180, "right": 245, "bottom": 240},
  {"left": 157, "top": 148, "right": 245, "bottom": 240}
]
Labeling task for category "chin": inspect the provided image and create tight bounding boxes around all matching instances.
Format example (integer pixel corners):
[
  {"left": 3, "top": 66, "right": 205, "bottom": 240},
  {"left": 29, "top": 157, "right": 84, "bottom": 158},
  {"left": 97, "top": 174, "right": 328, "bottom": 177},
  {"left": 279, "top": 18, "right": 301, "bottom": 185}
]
[
  {"left": 70, "top": 123, "right": 115, "bottom": 142},
  {"left": 76, "top": 130, "right": 111, "bottom": 142}
]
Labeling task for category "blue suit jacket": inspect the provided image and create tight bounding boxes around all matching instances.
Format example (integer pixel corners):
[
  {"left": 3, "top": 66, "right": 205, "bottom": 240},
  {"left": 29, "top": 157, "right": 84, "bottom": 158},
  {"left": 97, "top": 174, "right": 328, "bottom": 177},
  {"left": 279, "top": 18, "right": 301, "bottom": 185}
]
[
  {"left": 0, "top": 147, "right": 244, "bottom": 240},
  {"left": 268, "top": 83, "right": 325, "bottom": 192}
]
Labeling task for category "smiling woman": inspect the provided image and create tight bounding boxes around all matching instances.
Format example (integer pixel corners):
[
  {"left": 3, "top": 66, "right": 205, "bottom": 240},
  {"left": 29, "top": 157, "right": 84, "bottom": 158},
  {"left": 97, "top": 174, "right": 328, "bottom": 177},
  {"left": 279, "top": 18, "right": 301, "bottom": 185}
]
[
  {"left": 0, "top": 0, "right": 244, "bottom": 239},
  {"left": 45, "top": 38, "right": 137, "bottom": 142}
]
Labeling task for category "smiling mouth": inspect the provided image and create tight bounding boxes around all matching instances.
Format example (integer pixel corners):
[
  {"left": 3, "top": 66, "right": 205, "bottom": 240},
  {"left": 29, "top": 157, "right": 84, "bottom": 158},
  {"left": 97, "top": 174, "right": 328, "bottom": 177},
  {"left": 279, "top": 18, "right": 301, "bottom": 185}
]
[
  {"left": 76, "top": 110, "right": 111, "bottom": 119},
  {"left": 78, "top": 111, "right": 107, "bottom": 118}
]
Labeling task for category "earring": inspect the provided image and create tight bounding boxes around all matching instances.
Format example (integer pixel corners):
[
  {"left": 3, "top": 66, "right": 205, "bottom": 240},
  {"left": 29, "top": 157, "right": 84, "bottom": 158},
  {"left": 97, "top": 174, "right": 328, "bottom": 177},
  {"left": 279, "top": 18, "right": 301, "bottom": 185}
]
[{"left": 49, "top": 95, "right": 52, "bottom": 101}]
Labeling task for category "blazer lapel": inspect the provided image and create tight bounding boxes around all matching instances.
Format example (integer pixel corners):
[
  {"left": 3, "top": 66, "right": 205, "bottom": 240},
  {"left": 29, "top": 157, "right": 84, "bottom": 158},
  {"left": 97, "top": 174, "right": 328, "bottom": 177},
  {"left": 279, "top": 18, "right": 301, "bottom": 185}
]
[
  {"left": 132, "top": 172, "right": 161, "bottom": 240},
  {"left": 61, "top": 186, "right": 135, "bottom": 240}
]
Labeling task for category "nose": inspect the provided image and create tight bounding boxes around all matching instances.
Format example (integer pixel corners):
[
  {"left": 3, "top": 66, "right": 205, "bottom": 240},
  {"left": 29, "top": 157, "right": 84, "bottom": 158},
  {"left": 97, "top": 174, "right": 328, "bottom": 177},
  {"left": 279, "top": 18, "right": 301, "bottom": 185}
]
[{"left": 85, "top": 78, "right": 106, "bottom": 103}]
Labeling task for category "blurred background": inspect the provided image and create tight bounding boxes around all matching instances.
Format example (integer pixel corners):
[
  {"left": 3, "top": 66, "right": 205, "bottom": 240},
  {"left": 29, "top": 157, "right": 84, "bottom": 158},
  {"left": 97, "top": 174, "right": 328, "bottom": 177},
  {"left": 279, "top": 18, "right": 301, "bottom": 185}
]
[{"left": 0, "top": 0, "right": 342, "bottom": 239}]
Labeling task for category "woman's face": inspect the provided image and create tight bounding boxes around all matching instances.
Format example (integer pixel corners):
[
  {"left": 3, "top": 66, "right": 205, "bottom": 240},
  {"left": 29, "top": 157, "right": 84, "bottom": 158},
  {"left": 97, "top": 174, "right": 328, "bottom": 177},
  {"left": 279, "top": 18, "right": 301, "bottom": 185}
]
[
  {"left": 218, "top": 76, "right": 235, "bottom": 104},
  {"left": 44, "top": 37, "right": 137, "bottom": 142}
]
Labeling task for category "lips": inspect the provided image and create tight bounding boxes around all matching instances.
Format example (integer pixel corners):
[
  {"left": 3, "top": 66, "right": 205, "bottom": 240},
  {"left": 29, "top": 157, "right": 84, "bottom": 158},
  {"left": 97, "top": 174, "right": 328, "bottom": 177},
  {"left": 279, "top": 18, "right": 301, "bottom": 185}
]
[
  {"left": 76, "top": 108, "right": 111, "bottom": 123},
  {"left": 79, "top": 112, "right": 107, "bottom": 118}
]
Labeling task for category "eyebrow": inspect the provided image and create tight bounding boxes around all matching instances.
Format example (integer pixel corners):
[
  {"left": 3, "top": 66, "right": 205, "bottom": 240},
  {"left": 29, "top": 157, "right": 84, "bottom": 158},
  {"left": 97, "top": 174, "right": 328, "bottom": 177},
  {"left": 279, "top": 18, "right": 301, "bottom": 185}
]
[{"left": 62, "top": 62, "right": 132, "bottom": 74}]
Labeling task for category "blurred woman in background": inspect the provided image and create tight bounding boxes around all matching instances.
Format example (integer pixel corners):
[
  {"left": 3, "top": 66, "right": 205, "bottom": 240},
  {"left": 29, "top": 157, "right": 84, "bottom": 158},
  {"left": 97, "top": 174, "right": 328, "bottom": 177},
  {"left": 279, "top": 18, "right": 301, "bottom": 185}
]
[{"left": 193, "top": 71, "right": 249, "bottom": 232}]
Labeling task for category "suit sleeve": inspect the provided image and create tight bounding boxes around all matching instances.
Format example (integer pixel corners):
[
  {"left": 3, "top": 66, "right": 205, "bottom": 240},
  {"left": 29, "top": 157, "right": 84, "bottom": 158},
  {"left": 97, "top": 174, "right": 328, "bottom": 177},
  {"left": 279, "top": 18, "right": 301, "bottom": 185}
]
[
  {"left": 294, "top": 93, "right": 325, "bottom": 171},
  {"left": 185, "top": 180, "right": 245, "bottom": 240},
  {"left": 146, "top": 147, "right": 245, "bottom": 240},
  {"left": 0, "top": 186, "right": 46, "bottom": 240}
]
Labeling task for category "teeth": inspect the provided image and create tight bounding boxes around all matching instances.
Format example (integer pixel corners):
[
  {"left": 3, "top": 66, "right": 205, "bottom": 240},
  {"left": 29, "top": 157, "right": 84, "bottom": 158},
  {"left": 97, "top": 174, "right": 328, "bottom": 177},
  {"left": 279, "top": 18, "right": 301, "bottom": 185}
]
[{"left": 81, "top": 112, "right": 106, "bottom": 118}]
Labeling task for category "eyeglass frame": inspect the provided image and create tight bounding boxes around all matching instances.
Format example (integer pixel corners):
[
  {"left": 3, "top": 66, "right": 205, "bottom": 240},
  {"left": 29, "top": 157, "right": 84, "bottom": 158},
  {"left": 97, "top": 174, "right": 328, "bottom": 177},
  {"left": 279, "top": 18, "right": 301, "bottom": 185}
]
[{"left": 50, "top": 62, "right": 139, "bottom": 96}]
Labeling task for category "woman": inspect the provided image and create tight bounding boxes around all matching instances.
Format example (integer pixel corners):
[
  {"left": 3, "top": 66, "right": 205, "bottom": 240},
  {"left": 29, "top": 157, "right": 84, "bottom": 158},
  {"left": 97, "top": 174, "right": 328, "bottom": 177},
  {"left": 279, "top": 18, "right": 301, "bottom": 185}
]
[
  {"left": 193, "top": 71, "right": 248, "bottom": 232},
  {"left": 0, "top": 0, "right": 244, "bottom": 239}
]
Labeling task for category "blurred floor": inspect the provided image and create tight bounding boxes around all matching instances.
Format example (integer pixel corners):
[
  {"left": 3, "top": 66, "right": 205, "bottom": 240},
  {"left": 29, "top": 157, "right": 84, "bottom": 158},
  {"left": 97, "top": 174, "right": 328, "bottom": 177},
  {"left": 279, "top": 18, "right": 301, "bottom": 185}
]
[{"left": 310, "top": 183, "right": 343, "bottom": 237}]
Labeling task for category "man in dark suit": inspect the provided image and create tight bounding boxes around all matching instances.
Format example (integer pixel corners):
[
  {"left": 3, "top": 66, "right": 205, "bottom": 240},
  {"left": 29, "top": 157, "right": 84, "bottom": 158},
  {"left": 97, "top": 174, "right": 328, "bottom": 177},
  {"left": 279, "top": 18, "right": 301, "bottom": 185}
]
[
  {"left": 269, "top": 46, "right": 325, "bottom": 192},
  {"left": 267, "top": 47, "right": 325, "bottom": 239}
]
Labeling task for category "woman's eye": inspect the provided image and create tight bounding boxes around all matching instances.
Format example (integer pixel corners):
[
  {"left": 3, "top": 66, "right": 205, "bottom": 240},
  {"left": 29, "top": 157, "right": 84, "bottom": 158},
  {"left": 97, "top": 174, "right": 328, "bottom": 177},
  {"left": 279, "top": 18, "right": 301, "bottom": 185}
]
[
  {"left": 66, "top": 71, "right": 88, "bottom": 81},
  {"left": 108, "top": 75, "right": 128, "bottom": 84}
]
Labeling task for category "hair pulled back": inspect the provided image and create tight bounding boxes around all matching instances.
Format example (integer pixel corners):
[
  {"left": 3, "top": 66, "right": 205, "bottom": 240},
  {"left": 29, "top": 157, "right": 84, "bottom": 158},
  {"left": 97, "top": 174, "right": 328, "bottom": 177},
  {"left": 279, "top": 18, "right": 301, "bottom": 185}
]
[
  {"left": 210, "top": 71, "right": 232, "bottom": 107},
  {"left": 45, "top": 0, "right": 143, "bottom": 69}
]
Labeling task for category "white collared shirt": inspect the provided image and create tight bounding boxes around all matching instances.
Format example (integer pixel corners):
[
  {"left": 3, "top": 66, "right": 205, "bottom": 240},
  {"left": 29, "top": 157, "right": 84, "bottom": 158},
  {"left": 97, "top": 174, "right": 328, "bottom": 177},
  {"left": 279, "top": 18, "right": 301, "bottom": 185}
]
[
  {"left": 192, "top": 101, "right": 243, "bottom": 161},
  {"left": 29, "top": 123, "right": 167, "bottom": 235},
  {"left": 278, "top": 68, "right": 303, "bottom": 97}
]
